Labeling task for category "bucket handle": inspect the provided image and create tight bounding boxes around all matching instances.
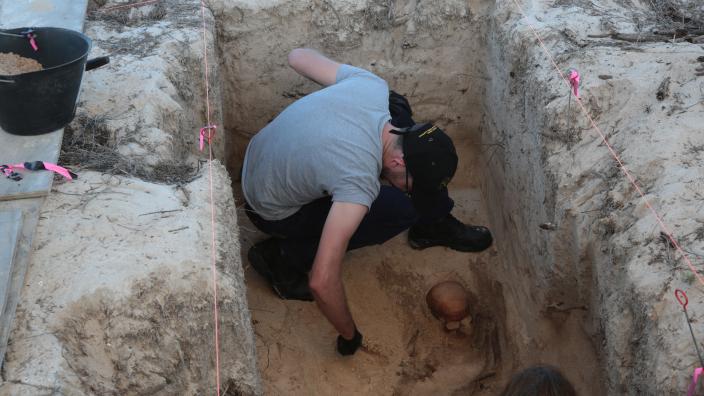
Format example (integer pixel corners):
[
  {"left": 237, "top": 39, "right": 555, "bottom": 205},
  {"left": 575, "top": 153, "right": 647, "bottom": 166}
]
[
  {"left": 0, "top": 78, "right": 15, "bottom": 83},
  {"left": 85, "top": 56, "right": 110, "bottom": 71},
  {"left": 0, "top": 30, "right": 25, "bottom": 38}
]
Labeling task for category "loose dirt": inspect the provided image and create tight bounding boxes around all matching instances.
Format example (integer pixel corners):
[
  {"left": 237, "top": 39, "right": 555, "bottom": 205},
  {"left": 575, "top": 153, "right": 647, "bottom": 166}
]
[{"left": 0, "top": 52, "right": 42, "bottom": 75}]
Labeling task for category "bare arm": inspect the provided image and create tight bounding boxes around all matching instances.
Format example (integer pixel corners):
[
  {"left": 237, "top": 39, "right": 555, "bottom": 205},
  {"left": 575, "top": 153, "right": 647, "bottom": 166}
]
[
  {"left": 288, "top": 48, "right": 341, "bottom": 87},
  {"left": 308, "top": 201, "right": 367, "bottom": 339}
]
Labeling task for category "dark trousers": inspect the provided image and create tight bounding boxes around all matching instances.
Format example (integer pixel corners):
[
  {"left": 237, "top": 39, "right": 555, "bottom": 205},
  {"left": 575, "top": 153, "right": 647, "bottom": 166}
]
[{"left": 245, "top": 185, "right": 453, "bottom": 276}]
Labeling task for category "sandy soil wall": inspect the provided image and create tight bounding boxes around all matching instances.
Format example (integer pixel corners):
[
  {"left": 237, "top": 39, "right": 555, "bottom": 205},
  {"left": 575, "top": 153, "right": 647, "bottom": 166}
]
[
  {"left": 482, "top": 0, "right": 704, "bottom": 393},
  {"left": 0, "top": 1, "right": 261, "bottom": 395}
]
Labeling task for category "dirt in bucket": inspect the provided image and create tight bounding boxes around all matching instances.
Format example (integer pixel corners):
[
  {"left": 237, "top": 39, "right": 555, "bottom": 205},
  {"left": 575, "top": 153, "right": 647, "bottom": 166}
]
[{"left": 0, "top": 52, "right": 43, "bottom": 75}]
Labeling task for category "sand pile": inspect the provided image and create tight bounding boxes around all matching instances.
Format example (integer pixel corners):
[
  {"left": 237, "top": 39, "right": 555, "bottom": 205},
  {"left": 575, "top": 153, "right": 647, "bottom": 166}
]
[{"left": 0, "top": 52, "right": 42, "bottom": 75}]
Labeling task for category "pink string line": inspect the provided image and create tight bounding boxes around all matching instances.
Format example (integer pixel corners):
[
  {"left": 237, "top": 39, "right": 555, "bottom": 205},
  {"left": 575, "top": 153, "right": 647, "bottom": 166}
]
[
  {"left": 199, "top": 0, "right": 221, "bottom": 394},
  {"left": 97, "top": 0, "right": 159, "bottom": 13},
  {"left": 509, "top": 0, "right": 704, "bottom": 287}
]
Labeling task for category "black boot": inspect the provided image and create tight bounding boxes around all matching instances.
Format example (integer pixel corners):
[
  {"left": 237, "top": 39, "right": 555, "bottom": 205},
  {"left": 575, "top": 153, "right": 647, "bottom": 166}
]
[
  {"left": 248, "top": 238, "right": 314, "bottom": 301},
  {"left": 408, "top": 214, "right": 493, "bottom": 252}
]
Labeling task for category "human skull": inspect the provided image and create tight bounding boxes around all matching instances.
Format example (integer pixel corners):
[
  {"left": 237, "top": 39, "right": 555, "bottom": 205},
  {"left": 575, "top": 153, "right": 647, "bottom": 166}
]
[{"left": 426, "top": 280, "right": 471, "bottom": 331}]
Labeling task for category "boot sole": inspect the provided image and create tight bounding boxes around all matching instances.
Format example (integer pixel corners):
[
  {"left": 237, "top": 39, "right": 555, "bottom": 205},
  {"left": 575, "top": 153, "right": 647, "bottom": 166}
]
[
  {"left": 248, "top": 246, "right": 314, "bottom": 301},
  {"left": 247, "top": 247, "right": 274, "bottom": 284},
  {"left": 272, "top": 284, "right": 314, "bottom": 302},
  {"left": 409, "top": 237, "right": 492, "bottom": 252}
]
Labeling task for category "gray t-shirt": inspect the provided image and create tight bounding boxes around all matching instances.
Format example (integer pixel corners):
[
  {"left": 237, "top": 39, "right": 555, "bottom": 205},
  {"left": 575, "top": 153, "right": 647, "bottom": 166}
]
[{"left": 241, "top": 65, "right": 391, "bottom": 221}]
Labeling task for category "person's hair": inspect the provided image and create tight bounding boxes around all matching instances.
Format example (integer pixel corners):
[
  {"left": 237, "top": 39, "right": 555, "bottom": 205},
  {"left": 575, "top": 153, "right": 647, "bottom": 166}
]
[
  {"left": 392, "top": 133, "right": 404, "bottom": 151},
  {"left": 499, "top": 365, "right": 576, "bottom": 396}
]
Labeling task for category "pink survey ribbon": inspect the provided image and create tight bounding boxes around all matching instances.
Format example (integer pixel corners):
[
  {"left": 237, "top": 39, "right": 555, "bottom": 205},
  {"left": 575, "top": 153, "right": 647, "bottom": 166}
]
[
  {"left": 568, "top": 69, "right": 580, "bottom": 98},
  {"left": 28, "top": 34, "right": 38, "bottom": 51},
  {"left": 199, "top": 125, "right": 217, "bottom": 151},
  {"left": 687, "top": 367, "right": 703, "bottom": 396},
  {"left": 3, "top": 161, "right": 76, "bottom": 180},
  {"left": 40, "top": 162, "right": 74, "bottom": 179},
  {"left": 20, "top": 30, "right": 39, "bottom": 51}
]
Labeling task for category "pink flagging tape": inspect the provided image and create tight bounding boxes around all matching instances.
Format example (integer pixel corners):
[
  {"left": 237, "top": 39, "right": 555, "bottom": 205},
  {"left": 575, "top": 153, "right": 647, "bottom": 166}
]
[
  {"left": 18, "top": 30, "right": 39, "bottom": 51},
  {"left": 28, "top": 34, "right": 38, "bottom": 51},
  {"left": 199, "top": 0, "right": 221, "bottom": 394},
  {"left": 3, "top": 161, "right": 76, "bottom": 180},
  {"left": 568, "top": 69, "right": 580, "bottom": 98},
  {"left": 41, "top": 162, "right": 75, "bottom": 179},
  {"left": 199, "top": 125, "right": 217, "bottom": 151},
  {"left": 509, "top": 0, "right": 704, "bottom": 288},
  {"left": 687, "top": 367, "right": 703, "bottom": 396}
]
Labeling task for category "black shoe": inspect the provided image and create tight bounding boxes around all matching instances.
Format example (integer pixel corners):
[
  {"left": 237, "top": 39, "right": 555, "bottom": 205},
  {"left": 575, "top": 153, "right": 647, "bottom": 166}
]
[
  {"left": 248, "top": 238, "right": 314, "bottom": 302},
  {"left": 271, "top": 277, "right": 315, "bottom": 302},
  {"left": 247, "top": 238, "right": 279, "bottom": 284},
  {"left": 408, "top": 214, "right": 493, "bottom": 252}
]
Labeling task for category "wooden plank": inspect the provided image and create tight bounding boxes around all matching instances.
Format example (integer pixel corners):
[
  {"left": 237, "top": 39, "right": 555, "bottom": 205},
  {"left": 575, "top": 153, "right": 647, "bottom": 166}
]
[
  {"left": 0, "top": 199, "right": 40, "bottom": 367},
  {"left": 0, "top": 190, "right": 49, "bottom": 202},
  {"left": 0, "top": 210, "right": 22, "bottom": 318}
]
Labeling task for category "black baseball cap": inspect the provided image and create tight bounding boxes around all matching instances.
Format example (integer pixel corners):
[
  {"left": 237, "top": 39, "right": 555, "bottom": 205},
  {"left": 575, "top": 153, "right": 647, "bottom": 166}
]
[{"left": 390, "top": 123, "right": 458, "bottom": 193}]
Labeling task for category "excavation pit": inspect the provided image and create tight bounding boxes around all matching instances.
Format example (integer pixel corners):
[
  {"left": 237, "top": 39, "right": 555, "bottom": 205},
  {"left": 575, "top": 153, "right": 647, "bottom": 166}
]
[
  {"left": 3, "top": 0, "right": 703, "bottom": 394},
  {"left": 213, "top": 0, "right": 603, "bottom": 393}
]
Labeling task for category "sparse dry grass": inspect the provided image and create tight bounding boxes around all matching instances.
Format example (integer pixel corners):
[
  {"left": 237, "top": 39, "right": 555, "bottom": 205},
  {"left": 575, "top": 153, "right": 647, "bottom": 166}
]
[
  {"left": 60, "top": 114, "right": 198, "bottom": 184},
  {"left": 647, "top": 0, "right": 703, "bottom": 33}
]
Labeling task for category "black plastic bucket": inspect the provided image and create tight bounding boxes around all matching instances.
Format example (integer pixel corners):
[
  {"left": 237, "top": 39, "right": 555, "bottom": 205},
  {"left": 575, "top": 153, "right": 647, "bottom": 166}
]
[{"left": 0, "top": 27, "right": 109, "bottom": 136}]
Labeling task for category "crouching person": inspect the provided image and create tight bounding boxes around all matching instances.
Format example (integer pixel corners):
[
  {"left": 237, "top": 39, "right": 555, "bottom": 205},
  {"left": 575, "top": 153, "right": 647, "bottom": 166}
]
[{"left": 242, "top": 48, "right": 493, "bottom": 355}]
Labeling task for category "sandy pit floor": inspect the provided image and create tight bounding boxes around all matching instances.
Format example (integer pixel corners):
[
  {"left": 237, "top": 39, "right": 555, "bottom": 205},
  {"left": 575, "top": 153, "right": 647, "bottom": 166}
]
[
  {"left": 238, "top": 178, "right": 602, "bottom": 394},
  {"left": 240, "top": 187, "right": 502, "bottom": 395}
]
